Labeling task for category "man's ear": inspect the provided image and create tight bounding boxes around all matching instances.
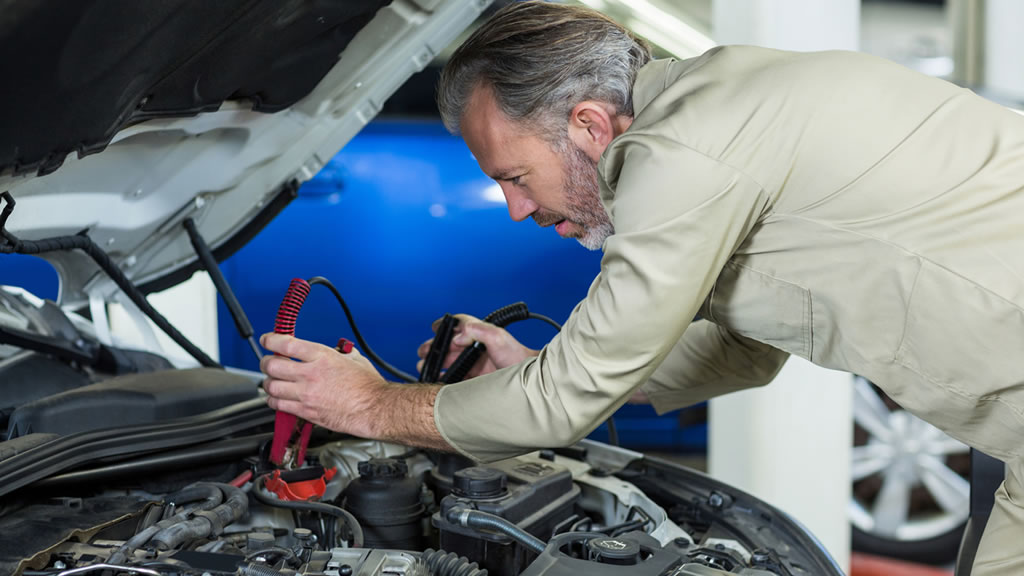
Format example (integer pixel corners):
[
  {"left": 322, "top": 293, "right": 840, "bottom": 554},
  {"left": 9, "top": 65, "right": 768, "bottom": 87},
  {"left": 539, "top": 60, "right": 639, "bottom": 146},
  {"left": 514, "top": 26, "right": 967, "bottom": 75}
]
[{"left": 567, "top": 101, "right": 618, "bottom": 162}]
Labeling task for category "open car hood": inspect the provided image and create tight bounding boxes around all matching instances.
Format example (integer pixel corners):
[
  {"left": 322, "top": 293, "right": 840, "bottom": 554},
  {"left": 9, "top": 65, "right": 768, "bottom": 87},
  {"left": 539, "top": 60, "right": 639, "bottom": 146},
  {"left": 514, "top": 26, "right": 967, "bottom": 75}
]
[{"left": 0, "top": 0, "right": 488, "bottom": 309}]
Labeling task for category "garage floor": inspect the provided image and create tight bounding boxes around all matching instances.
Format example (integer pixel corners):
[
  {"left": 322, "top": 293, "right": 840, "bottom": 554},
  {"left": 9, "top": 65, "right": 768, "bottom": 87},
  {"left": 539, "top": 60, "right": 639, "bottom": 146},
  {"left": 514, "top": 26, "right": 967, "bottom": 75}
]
[{"left": 851, "top": 554, "right": 952, "bottom": 576}]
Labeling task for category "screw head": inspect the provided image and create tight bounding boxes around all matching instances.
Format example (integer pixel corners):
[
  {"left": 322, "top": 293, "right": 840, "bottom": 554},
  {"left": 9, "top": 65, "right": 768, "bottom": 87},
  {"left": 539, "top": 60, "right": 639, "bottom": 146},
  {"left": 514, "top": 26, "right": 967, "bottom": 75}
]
[{"left": 708, "top": 492, "right": 725, "bottom": 508}]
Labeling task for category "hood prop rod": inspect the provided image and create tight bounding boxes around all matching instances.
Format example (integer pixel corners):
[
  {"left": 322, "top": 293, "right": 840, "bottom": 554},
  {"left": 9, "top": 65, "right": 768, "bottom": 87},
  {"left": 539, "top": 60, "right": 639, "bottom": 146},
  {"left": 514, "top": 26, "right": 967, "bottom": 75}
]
[
  {"left": 0, "top": 191, "right": 221, "bottom": 369},
  {"left": 183, "top": 217, "right": 262, "bottom": 363}
]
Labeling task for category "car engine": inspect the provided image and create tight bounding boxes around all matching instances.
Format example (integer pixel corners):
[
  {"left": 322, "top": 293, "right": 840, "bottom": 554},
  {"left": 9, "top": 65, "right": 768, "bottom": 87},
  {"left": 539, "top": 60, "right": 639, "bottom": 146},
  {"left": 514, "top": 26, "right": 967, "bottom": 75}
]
[
  {"left": 4, "top": 436, "right": 809, "bottom": 576},
  {"left": 0, "top": 281, "right": 839, "bottom": 576}
]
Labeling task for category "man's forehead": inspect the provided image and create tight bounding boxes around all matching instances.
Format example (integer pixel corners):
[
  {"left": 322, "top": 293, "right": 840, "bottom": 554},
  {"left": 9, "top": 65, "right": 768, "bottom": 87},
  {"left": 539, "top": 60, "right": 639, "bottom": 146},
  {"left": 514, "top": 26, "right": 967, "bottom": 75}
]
[
  {"left": 463, "top": 86, "right": 516, "bottom": 140},
  {"left": 462, "top": 85, "right": 533, "bottom": 176}
]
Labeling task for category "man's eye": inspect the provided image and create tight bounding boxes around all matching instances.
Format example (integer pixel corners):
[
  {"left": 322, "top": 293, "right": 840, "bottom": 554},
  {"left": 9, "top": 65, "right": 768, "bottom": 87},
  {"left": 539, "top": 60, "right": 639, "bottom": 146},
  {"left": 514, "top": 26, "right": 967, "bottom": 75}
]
[{"left": 511, "top": 176, "right": 522, "bottom": 186}]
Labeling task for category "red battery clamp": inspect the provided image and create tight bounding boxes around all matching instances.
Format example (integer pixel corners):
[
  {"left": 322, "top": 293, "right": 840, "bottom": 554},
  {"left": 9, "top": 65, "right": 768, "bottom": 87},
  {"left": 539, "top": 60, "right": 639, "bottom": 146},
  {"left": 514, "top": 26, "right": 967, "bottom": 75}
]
[{"left": 269, "top": 278, "right": 354, "bottom": 469}]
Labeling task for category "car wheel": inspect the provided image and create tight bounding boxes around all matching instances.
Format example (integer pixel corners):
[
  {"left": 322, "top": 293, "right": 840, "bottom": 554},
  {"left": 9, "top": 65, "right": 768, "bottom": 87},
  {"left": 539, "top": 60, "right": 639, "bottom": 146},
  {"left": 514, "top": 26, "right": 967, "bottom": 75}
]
[{"left": 849, "top": 376, "right": 970, "bottom": 564}]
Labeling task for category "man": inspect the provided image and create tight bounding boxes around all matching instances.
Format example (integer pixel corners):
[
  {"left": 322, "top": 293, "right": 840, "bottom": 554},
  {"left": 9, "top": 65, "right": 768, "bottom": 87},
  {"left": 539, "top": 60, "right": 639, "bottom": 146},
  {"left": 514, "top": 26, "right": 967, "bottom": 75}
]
[{"left": 260, "top": 2, "right": 1024, "bottom": 572}]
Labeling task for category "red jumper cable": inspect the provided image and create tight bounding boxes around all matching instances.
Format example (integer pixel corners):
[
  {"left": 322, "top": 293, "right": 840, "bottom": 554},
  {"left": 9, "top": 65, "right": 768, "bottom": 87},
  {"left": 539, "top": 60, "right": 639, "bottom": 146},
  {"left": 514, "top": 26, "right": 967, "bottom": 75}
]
[{"left": 268, "top": 278, "right": 353, "bottom": 469}]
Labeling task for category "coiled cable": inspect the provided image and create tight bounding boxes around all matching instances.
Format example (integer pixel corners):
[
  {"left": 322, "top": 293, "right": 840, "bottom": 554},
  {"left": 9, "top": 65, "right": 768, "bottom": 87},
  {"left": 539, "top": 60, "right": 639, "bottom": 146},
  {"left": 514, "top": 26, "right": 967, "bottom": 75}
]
[
  {"left": 437, "top": 305, "right": 619, "bottom": 446},
  {"left": 441, "top": 303, "right": 530, "bottom": 384},
  {"left": 274, "top": 278, "right": 311, "bottom": 336}
]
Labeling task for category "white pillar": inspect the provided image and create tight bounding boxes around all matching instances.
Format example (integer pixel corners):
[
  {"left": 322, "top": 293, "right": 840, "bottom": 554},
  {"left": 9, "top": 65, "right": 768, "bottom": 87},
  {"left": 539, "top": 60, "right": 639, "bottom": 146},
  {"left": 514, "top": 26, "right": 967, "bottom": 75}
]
[
  {"left": 985, "top": 0, "right": 1024, "bottom": 101},
  {"left": 109, "top": 271, "right": 220, "bottom": 366},
  {"left": 709, "top": 359, "right": 853, "bottom": 571},
  {"left": 709, "top": 2, "right": 858, "bottom": 572}
]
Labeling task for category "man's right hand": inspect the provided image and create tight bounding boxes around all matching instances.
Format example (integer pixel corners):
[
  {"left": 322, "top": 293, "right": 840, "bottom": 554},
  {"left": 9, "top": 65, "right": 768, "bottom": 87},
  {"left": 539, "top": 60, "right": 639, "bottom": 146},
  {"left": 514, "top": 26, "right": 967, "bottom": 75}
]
[{"left": 416, "top": 313, "right": 539, "bottom": 380}]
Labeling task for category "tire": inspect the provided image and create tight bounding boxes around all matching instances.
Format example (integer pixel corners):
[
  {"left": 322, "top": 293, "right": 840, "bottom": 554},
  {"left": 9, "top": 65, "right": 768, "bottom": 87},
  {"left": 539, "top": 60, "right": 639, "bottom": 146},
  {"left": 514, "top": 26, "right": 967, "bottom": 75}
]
[
  {"left": 849, "top": 376, "right": 970, "bottom": 565},
  {"left": 852, "top": 520, "right": 966, "bottom": 565}
]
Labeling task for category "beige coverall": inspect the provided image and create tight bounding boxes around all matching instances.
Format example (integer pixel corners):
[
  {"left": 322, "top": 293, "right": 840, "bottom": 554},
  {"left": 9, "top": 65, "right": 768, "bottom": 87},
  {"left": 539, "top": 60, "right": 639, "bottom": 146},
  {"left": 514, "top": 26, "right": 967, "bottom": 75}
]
[{"left": 434, "top": 46, "right": 1024, "bottom": 572}]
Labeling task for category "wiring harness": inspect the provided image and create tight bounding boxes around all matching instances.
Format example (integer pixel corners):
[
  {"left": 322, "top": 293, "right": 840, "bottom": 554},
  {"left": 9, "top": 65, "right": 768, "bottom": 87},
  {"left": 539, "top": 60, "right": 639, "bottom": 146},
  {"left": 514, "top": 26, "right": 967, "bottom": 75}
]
[{"left": 0, "top": 191, "right": 220, "bottom": 368}]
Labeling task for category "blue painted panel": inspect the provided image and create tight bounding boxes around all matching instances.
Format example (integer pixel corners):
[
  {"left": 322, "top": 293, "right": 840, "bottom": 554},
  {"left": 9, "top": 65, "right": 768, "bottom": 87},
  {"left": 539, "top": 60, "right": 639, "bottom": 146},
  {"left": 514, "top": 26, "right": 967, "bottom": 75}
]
[
  {"left": 0, "top": 254, "right": 59, "bottom": 301},
  {"left": 217, "top": 120, "right": 603, "bottom": 371}
]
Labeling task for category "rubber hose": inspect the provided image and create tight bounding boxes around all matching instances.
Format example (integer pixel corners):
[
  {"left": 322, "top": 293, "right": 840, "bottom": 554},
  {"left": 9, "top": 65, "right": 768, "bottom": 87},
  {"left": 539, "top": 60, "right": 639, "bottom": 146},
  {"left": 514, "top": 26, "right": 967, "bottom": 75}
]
[
  {"left": 421, "top": 549, "right": 488, "bottom": 576},
  {"left": 107, "top": 509, "right": 194, "bottom": 565},
  {"left": 169, "top": 483, "right": 224, "bottom": 516},
  {"left": 107, "top": 524, "right": 162, "bottom": 565},
  {"left": 169, "top": 483, "right": 224, "bottom": 508},
  {"left": 444, "top": 508, "right": 546, "bottom": 555},
  {"left": 151, "top": 483, "right": 249, "bottom": 550},
  {"left": 253, "top": 475, "right": 364, "bottom": 548},
  {"left": 197, "top": 539, "right": 228, "bottom": 553}
]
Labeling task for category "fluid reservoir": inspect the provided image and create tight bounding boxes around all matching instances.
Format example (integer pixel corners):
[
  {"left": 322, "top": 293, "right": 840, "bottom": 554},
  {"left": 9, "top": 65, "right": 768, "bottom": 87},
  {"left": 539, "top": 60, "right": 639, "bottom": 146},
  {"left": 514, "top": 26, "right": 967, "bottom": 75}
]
[
  {"left": 433, "top": 456, "right": 580, "bottom": 576},
  {"left": 342, "top": 458, "right": 425, "bottom": 549}
]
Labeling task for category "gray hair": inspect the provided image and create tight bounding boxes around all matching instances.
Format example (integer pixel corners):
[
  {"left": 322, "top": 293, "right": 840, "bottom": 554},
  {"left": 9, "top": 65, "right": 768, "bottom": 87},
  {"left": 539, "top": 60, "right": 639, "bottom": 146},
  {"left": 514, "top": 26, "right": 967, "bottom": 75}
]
[{"left": 437, "top": 1, "right": 652, "bottom": 143}]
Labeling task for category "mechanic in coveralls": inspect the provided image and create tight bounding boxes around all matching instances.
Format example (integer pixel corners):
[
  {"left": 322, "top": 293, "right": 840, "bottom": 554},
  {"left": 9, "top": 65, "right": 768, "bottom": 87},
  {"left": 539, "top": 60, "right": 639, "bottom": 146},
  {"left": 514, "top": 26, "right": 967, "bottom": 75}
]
[{"left": 260, "top": 3, "right": 1024, "bottom": 572}]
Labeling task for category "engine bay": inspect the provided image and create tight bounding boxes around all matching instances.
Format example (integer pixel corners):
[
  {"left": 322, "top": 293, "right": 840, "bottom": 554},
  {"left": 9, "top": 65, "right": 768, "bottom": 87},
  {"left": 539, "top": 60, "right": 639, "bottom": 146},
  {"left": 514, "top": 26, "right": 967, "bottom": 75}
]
[
  {"left": 3, "top": 431, "right": 837, "bottom": 576},
  {"left": 0, "top": 213, "right": 840, "bottom": 576}
]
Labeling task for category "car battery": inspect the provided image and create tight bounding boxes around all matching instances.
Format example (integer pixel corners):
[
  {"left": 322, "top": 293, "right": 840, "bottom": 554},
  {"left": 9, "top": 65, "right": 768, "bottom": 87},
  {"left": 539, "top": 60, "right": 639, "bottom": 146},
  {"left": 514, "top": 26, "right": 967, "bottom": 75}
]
[{"left": 432, "top": 456, "right": 580, "bottom": 576}]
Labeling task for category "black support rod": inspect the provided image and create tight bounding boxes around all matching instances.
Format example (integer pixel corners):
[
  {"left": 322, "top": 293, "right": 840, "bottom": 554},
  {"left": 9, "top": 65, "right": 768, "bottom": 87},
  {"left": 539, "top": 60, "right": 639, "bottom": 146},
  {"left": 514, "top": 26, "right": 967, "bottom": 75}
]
[{"left": 183, "top": 218, "right": 262, "bottom": 363}]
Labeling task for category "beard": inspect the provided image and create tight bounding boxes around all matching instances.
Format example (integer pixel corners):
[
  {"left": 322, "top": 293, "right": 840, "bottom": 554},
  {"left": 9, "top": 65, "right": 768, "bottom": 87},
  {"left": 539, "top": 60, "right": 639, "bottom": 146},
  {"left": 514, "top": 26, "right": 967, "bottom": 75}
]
[{"left": 556, "top": 143, "right": 615, "bottom": 250}]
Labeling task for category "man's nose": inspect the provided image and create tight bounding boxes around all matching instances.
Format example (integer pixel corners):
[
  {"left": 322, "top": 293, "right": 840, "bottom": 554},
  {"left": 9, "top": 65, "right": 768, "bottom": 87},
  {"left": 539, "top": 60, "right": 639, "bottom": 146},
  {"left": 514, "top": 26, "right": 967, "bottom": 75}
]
[{"left": 502, "top": 184, "right": 538, "bottom": 222}]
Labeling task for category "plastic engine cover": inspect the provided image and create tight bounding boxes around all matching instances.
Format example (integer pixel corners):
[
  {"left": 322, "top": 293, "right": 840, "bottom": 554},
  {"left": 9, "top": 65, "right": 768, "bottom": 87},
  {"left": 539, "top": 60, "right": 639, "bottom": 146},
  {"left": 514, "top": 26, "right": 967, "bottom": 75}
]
[
  {"left": 5, "top": 368, "right": 258, "bottom": 438},
  {"left": 434, "top": 456, "right": 581, "bottom": 576}
]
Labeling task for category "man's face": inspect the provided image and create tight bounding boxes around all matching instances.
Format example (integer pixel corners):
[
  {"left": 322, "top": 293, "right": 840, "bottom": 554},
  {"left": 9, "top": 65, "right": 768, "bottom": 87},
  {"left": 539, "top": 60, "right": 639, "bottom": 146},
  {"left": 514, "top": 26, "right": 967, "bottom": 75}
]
[{"left": 461, "top": 85, "right": 614, "bottom": 250}]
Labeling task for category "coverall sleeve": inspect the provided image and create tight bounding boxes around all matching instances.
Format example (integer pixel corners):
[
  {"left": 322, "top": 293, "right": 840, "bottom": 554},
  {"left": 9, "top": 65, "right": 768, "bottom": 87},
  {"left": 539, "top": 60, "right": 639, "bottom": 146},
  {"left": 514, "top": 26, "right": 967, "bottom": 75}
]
[
  {"left": 434, "top": 133, "right": 772, "bottom": 462},
  {"left": 640, "top": 320, "right": 788, "bottom": 415}
]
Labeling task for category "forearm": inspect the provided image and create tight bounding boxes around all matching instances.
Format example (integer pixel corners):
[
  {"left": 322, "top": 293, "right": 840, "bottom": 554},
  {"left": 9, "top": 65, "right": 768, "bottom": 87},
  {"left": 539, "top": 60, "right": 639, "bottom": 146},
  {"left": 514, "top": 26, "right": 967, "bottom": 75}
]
[
  {"left": 362, "top": 382, "right": 453, "bottom": 452},
  {"left": 642, "top": 321, "right": 787, "bottom": 414}
]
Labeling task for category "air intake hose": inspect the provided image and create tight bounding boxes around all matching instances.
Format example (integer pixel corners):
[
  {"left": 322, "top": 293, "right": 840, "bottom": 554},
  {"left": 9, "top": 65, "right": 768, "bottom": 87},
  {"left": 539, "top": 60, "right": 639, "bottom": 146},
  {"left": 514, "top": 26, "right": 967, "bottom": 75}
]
[
  {"left": 150, "top": 483, "right": 248, "bottom": 550},
  {"left": 421, "top": 548, "right": 488, "bottom": 576},
  {"left": 444, "top": 507, "right": 546, "bottom": 555}
]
